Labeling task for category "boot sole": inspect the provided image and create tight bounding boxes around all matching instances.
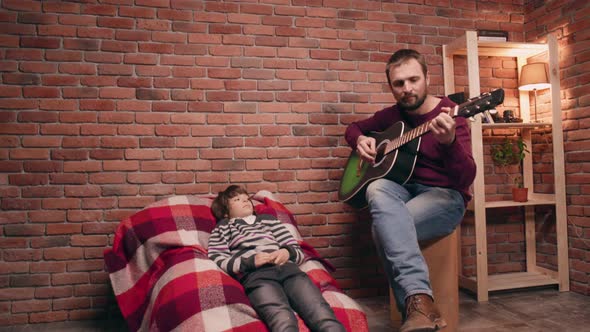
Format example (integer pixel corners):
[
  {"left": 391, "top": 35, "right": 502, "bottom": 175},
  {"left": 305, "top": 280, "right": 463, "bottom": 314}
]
[
  {"left": 401, "top": 321, "right": 447, "bottom": 332},
  {"left": 404, "top": 325, "right": 446, "bottom": 332},
  {"left": 400, "top": 324, "right": 446, "bottom": 332}
]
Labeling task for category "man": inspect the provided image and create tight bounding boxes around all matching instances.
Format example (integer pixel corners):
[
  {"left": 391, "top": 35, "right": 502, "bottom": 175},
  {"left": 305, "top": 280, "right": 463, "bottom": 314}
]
[{"left": 345, "top": 49, "right": 476, "bottom": 332}]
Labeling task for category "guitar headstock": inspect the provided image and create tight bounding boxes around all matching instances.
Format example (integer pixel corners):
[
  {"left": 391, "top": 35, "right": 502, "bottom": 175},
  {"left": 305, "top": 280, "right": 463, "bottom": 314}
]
[{"left": 452, "top": 88, "right": 505, "bottom": 119}]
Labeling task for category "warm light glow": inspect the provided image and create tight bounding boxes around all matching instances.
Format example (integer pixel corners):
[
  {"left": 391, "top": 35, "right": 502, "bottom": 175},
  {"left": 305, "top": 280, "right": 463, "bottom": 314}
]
[{"left": 518, "top": 62, "right": 551, "bottom": 91}]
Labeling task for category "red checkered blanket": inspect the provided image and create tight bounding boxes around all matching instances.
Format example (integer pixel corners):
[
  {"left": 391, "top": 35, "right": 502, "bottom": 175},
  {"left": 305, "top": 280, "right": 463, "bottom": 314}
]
[{"left": 104, "top": 192, "right": 368, "bottom": 332}]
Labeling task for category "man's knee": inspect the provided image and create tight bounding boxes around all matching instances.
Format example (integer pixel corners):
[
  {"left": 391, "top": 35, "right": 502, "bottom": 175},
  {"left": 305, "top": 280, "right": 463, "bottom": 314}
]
[{"left": 365, "top": 179, "right": 403, "bottom": 202}]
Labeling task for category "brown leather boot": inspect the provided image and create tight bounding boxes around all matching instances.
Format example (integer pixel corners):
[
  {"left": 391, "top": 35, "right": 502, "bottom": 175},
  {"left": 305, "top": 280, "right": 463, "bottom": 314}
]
[{"left": 399, "top": 294, "right": 447, "bottom": 332}]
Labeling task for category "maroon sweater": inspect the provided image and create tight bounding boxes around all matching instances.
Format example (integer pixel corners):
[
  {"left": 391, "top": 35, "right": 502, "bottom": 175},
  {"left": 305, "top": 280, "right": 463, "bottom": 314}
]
[{"left": 345, "top": 97, "right": 476, "bottom": 204}]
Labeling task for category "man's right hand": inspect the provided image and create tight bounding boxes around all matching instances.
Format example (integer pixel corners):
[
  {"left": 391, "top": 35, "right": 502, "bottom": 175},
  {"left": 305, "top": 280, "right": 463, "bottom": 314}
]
[{"left": 356, "top": 135, "right": 377, "bottom": 163}]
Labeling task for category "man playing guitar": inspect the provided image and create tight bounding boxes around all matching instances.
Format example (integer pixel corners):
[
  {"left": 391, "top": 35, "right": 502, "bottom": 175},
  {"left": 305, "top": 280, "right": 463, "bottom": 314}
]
[{"left": 344, "top": 49, "right": 476, "bottom": 332}]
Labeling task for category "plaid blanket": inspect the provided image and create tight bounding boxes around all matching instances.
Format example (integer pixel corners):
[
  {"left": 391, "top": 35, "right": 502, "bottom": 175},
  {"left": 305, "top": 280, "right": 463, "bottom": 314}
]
[{"left": 104, "top": 191, "right": 368, "bottom": 332}]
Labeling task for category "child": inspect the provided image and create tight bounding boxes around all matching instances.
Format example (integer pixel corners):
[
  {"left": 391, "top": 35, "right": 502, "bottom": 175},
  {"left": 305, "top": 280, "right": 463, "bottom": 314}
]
[{"left": 208, "top": 185, "right": 346, "bottom": 332}]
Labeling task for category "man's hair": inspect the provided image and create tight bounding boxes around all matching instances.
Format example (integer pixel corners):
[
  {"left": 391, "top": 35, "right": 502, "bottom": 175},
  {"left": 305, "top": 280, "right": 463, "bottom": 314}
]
[
  {"left": 385, "top": 49, "right": 428, "bottom": 87},
  {"left": 211, "top": 185, "right": 250, "bottom": 221}
]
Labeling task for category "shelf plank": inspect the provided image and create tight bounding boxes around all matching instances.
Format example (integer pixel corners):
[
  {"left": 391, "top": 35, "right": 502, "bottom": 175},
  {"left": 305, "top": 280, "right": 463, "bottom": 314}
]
[
  {"left": 487, "top": 271, "right": 559, "bottom": 291},
  {"left": 481, "top": 122, "right": 552, "bottom": 129},
  {"left": 450, "top": 40, "right": 547, "bottom": 58},
  {"left": 484, "top": 194, "right": 556, "bottom": 209},
  {"left": 461, "top": 271, "right": 559, "bottom": 293}
]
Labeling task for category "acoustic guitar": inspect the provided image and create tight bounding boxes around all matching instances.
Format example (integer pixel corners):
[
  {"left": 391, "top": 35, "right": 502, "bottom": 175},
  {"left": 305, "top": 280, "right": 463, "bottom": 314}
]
[{"left": 338, "top": 89, "right": 505, "bottom": 208}]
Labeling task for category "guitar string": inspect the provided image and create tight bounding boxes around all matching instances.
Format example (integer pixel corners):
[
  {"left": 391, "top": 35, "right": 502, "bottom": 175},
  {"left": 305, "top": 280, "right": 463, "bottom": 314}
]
[{"left": 385, "top": 120, "right": 431, "bottom": 155}]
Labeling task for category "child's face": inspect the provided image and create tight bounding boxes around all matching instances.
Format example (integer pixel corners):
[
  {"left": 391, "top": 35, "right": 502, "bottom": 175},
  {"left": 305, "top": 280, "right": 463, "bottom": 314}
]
[{"left": 227, "top": 193, "right": 253, "bottom": 219}]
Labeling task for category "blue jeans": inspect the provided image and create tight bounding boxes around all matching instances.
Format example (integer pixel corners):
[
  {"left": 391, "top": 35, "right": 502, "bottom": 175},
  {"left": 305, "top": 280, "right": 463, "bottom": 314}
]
[{"left": 365, "top": 179, "right": 465, "bottom": 317}]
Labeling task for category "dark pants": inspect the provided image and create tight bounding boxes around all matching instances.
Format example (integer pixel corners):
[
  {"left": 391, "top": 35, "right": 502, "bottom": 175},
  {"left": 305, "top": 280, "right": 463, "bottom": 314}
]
[{"left": 242, "top": 262, "right": 346, "bottom": 332}]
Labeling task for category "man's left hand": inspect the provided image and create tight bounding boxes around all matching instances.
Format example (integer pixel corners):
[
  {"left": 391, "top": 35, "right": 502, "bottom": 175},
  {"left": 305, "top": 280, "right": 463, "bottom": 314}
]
[{"left": 429, "top": 107, "right": 456, "bottom": 145}]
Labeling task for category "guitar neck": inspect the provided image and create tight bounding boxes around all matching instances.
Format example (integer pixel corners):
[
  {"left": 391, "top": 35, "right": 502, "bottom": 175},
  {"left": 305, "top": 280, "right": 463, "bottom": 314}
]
[
  {"left": 384, "top": 120, "right": 432, "bottom": 155},
  {"left": 382, "top": 89, "right": 503, "bottom": 155}
]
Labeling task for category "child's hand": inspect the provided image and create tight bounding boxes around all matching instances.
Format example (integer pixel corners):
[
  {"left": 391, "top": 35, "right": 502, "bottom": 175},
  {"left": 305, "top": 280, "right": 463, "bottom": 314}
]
[
  {"left": 269, "top": 248, "right": 290, "bottom": 265},
  {"left": 254, "top": 252, "right": 272, "bottom": 267}
]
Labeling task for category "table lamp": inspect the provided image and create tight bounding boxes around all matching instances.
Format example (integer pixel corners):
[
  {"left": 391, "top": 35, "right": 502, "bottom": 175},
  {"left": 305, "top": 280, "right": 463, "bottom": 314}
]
[{"left": 518, "top": 62, "right": 551, "bottom": 122}]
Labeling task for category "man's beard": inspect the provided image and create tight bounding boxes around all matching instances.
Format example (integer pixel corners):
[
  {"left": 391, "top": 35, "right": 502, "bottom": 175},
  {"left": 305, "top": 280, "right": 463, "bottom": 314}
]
[{"left": 398, "top": 92, "right": 426, "bottom": 111}]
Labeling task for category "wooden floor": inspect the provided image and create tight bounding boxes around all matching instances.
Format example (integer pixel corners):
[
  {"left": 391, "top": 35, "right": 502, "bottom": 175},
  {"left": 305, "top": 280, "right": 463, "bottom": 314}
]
[
  {"left": 358, "top": 287, "right": 590, "bottom": 331},
  {"left": 1, "top": 288, "right": 589, "bottom": 331}
]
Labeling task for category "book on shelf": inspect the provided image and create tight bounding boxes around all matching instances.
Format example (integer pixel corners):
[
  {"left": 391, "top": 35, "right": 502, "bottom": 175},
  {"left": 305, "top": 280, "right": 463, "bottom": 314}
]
[
  {"left": 478, "top": 36, "right": 507, "bottom": 42},
  {"left": 477, "top": 29, "right": 508, "bottom": 42},
  {"left": 482, "top": 110, "right": 495, "bottom": 124}
]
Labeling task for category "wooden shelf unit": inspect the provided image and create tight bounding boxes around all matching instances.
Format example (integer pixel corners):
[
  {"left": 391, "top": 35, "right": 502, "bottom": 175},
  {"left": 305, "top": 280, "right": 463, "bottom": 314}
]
[{"left": 443, "top": 31, "right": 569, "bottom": 302}]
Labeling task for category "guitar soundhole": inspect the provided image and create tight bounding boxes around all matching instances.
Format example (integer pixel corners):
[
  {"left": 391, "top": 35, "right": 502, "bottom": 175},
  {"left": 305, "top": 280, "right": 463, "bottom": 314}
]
[{"left": 374, "top": 140, "right": 388, "bottom": 167}]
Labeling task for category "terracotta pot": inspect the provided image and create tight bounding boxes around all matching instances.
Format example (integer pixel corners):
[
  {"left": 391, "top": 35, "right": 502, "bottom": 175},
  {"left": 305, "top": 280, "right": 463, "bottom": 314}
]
[{"left": 512, "top": 187, "right": 528, "bottom": 202}]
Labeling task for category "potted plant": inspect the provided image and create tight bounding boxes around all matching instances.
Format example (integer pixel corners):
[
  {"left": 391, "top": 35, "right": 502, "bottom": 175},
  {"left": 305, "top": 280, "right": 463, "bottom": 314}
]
[
  {"left": 490, "top": 137, "right": 530, "bottom": 202},
  {"left": 511, "top": 175, "right": 528, "bottom": 202}
]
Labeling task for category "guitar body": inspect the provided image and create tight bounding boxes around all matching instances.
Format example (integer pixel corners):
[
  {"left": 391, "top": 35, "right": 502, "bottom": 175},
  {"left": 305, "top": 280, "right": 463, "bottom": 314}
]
[{"left": 338, "top": 121, "right": 421, "bottom": 208}]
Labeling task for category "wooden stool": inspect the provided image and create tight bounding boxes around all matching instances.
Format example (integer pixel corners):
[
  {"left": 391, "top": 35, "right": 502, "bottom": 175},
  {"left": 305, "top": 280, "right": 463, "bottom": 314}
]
[{"left": 389, "top": 228, "right": 459, "bottom": 331}]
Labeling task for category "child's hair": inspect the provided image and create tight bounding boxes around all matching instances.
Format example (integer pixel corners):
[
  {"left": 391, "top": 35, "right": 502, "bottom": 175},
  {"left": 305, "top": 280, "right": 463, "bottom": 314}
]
[{"left": 211, "top": 185, "right": 250, "bottom": 221}]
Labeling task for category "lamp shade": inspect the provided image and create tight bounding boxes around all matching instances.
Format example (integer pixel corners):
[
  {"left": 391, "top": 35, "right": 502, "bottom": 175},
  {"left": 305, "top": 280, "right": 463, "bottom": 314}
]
[{"left": 518, "top": 62, "right": 551, "bottom": 91}]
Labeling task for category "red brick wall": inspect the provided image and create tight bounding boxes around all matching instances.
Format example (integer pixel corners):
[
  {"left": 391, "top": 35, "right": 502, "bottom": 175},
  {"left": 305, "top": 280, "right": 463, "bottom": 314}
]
[
  {"left": 525, "top": 0, "right": 590, "bottom": 296},
  {"left": 0, "top": 0, "right": 587, "bottom": 326}
]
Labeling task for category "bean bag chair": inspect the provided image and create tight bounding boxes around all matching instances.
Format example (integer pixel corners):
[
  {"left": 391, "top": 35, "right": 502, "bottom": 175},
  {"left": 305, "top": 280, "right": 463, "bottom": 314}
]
[{"left": 104, "top": 191, "right": 369, "bottom": 332}]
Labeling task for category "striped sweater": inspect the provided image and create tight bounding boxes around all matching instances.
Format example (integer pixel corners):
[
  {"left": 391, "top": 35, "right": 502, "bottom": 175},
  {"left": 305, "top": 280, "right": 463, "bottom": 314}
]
[{"left": 207, "top": 214, "right": 305, "bottom": 280}]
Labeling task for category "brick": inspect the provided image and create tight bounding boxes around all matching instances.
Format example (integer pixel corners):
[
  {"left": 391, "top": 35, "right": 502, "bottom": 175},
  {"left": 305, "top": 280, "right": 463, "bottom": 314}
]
[
  {"left": 140, "top": 160, "right": 176, "bottom": 171},
  {"left": 101, "top": 160, "right": 139, "bottom": 171},
  {"left": 62, "top": 39, "right": 99, "bottom": 52},
  {"left": 29, "top": 311, "right": 68, "bottom": 323},
  {"left": 0, "top": 287, "right": 34, "bottom": 301},
  {"left": 0, "top": 211, "right": 26, "bottom": 224},
  {"left": 46, "top": 224, "right": 82, "bottom": 235},
  {"left": 33, "top": 236, "right": 73, "bottom": 249},
  {"left": 74, "top": 283, "right": 111, "bottom": 296},
  {"left": 0, "top": 262, "right": 29, "bottom": 274},
  {"left": 4, "top": 223, "right": 44, "bottom": 237},
  {"left": 101, "top": 137, "right": 138, "bottom": 148},
  {"left": 9, "top": 174, "right": 48, "bottom": 186},
  {"left": 137, "top": 88, "right": 169, "bottom": 100},
  {"left": 68, "top": 210, "right": 102, "bottom": 222},
  {"left": 28, "top": 210, "right": 67, "bottom": 222},
  {"left": 88, "top": 173, "right": 125, "bottom": 184},
  {"left": 11, "top": 274, "right": 50, "bottom": 287},
  {"left": 70, "top": 235, "right": 108, "bottom": 247},
  {"left": 118, "top": 196, "right": 155, "bottom": 208},
  {"left": 119, "top": 7, "right": 156, "bottom": 18},
  {"left": 66, "top": 259, "right": 105, "bottom": 273},
  {"left": 18, "top": 12, "right": 57, "bottom": 24},
  {"left": 34, "top": 286, "right": 72, "bottom": 298},
  {"left": 78, "top": 222, "right": 116, "bottom": 235},
  {"left": 44, "top": 247, "right": 84, "bottom": 261},
  {"left": 96, "top": 17, "right": 133, "bottom": 30},
  {"left": 161, "top": 172, "right": 194, "bottom": 184},
  {"left": 23, "top": 161, "right": 63, "bottom": 173},
  {"left": 12, "top": 299, "right": 51, "bottom": 313}
]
